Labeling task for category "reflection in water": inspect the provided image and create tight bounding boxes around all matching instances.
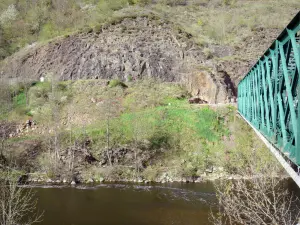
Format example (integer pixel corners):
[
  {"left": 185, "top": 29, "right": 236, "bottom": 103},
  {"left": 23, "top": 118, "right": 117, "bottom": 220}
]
[{"left": 31, "top": 182, "right": 216, "bottom": 225}]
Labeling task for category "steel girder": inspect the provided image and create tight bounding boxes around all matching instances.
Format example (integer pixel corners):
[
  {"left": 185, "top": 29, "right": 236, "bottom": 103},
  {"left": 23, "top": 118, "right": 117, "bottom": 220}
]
[{"left": 238, "top": 11, "right": 300, "bottom": 165}]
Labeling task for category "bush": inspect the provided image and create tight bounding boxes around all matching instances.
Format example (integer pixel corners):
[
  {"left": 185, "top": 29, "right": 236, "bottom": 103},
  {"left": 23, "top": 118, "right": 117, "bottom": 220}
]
[
  {"left": 97, "top": 0, "right": 129, "bottom": 13},
  {"left": 128, "top": 0, "right": 152, "bottom": 5},
  {"left": 39, "top": 22, "right": 58, "bottom": 41},
  {"left": 108, "top": 79, "right": 128, "bottom": 88},
  {"left": 28, "top": 82, "right": 51, "bottom": 108}
]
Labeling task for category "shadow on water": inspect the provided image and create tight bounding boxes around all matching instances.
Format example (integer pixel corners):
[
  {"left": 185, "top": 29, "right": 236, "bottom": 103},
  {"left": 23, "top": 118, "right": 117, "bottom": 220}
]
[{"left": 29, "top": 182, "right": 217, "bottom": 225}]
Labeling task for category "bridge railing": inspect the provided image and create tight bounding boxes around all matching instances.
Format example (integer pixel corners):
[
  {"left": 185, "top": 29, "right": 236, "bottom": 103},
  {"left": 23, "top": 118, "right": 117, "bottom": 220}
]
[{"left": 238, "top": 12, "right": 300, "bottom": 165}]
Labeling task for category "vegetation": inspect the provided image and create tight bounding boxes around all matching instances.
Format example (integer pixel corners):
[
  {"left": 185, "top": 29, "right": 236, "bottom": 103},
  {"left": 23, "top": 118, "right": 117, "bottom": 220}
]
[
  {"left": 211, "top": 161, "right": 300, "bottom": 225},
  {"left": 0, "top": 1, "right": 298, "bottom": 224},
  {"left": 0, "top": 169, "right": 43, "bottom": 225},
  {"left": 0, "top": 78, "right": 283, "bottom": 182},
  {"left": 0, "top": 0, "right": 298, "bottom": 60}
]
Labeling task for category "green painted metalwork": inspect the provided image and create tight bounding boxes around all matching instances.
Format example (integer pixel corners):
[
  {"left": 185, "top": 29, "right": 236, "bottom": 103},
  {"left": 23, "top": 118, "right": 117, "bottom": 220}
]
[{"left": 238, "top": 11, "right": 300, "bottom": 165}]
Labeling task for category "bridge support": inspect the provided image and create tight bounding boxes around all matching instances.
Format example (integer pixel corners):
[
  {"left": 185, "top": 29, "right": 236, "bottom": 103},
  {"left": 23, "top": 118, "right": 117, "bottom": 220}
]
[{"left": 238, "top": 112, "right": 300, "bottom": 187}]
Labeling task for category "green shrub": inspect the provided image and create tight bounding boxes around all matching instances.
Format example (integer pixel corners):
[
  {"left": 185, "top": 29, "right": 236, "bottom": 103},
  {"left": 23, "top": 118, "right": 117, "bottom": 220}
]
[
  {"left": 128, "top": 0, "right": 152, "bottom": 5},
  {"left": 13, "top": 92, "right": 26, "bottom": 107},
  {"left": 97, "top": 0, "right": 128, "bottom": 13},
  {"left": 39, "top": 22, "right": 58, "bottom": 41},
  {"left": 15, "top": 106, "right": 30, "bottom": 116},
  {"left": 28, "top": 82, "right": 51, "bottom": 108},
  {"left": 93, "top": 24, "right": 102, "bottom": 34},
  {"left": 108, "top": 79, "right": 128, "bottom": 88},
  {"left": 56, "top": 83, "right": 67, "bottom": 92}
]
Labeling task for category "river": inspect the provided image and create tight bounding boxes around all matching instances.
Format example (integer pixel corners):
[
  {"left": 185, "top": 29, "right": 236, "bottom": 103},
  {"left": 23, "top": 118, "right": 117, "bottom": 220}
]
[
  {"left": 31, "top": 182, "right": 216, "bottom": 225},
  {"left": 29, "top": 179, "right": 300, "bottom": 225}
]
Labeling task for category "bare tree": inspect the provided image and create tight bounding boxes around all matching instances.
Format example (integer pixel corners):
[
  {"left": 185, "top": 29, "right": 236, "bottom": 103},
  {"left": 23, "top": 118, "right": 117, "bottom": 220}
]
[
  {"left": 66, "top": 85, "right": 75, "bottom": 173},
  {"left": 211, "top": 164, "right": 300, "bottom": 225},
  {"left": 49, "top": 75, "right": 61, "bottom": 168},
  {"left": 100, "top": 87, "right": 122, "bottom": 166},
  {"left": 0, "top": 170, "right": 43, "bottom": 225}
]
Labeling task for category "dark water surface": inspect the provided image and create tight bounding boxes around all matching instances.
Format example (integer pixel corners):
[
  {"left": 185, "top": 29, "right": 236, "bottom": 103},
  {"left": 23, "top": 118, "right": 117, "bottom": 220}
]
[
  {"left": 31, "top": 179, "right": 300, "bottom": 225},
  {"left": 32, "top": 182, "right": 216, "bottom": 225}
]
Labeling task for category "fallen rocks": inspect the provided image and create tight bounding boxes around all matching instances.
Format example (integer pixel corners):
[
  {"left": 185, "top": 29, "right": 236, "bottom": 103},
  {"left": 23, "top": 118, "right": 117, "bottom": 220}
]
[{"left": 188, "top": 97, "right": 208, "bottom": 104}]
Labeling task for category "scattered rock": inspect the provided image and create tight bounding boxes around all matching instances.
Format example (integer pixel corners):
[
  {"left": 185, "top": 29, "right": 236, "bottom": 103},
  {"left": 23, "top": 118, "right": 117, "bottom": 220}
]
[
  {"left": 185, "top": 177, "right": 194, "bottom": 183},
  {"left": 87, "top": 178, "right": 94, "bottom": 183},
  {"left": 194, "top": 177, "right": 203, "bottom": 183},
  {"left": 18, "top": 174, "right": 28, "bottom": 184},
  {"left": 188, "top": 97, "right": 208, "bottom": 104},
  {"left": 91, "top": 98, "right": 96, "bottom": 103}
]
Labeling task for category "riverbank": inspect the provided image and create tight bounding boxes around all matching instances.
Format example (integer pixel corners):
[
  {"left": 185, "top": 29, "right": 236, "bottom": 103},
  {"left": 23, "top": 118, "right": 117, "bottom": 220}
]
[
  {"left": 22, "top": 170, "right": 289, "bottom": 187},
  {"left": 1, "top": 79, "right": 284, "bottom": 186}
]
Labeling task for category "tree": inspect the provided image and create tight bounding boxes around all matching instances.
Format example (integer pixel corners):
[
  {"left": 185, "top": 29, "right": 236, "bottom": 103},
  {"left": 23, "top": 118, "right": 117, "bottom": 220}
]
[
  {"left": 94, "top": 82, "right": 124, "bottom": 167},
  {"left": 101, "top": 88, "right": 122, "bottom": 166},
  {"left": 211, "top": 163, "right": 300, "bottom": 225},
  {"left": 0, "top": 170, "right": 43, "bottom": 225}
]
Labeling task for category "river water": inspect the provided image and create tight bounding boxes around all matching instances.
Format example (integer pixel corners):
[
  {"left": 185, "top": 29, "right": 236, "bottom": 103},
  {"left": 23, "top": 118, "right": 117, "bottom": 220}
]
[
  {"left": 32, "top": 182, "right": 216, "bottom": 225},
  {"left": 30, "top": 179, "right": 300, "bottom": 225}
]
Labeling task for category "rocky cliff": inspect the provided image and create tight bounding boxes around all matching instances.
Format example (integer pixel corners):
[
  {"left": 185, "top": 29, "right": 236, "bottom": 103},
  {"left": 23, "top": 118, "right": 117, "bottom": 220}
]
[{"left": 1, "top": 16, "right": 242, "bottom": 103}]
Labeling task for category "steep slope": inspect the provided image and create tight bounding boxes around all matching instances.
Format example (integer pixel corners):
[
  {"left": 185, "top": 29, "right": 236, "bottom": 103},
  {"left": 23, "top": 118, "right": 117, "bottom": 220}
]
[
  {"left": 0, "top": 16, "right": 236, "bottom": 103},
  {"left": 0, "top": 1, "right": 299, "bottom": 103}
]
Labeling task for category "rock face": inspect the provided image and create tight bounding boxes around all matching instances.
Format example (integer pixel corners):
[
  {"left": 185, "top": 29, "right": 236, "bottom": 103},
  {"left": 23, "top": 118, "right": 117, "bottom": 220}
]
[{"left": 0, "top": 16, "right": 237, "bottom": 103}]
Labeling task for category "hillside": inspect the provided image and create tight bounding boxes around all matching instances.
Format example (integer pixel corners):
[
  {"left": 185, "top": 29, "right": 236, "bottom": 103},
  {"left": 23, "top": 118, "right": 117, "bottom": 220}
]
[
  {"left": 0, "top": 79, "right": 283, "bottom": 183},
  {"left": 0, "top": 0, "right": 299, "bottom": 103},
  {"left": 0, "top": 0, "right": 297, "bottom": 183}
]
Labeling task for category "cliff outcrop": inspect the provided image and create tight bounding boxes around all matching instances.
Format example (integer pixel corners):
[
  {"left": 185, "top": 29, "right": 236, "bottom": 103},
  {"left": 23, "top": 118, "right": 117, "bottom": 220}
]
[{"left": 0, "top": 16, "right": 238, "bottom": 103}]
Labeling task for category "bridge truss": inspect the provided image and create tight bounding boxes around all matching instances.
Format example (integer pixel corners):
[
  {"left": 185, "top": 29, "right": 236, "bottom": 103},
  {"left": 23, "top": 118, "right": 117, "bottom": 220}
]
[{"left": 238, "top": 11, "right": 300, "bottom": 185}]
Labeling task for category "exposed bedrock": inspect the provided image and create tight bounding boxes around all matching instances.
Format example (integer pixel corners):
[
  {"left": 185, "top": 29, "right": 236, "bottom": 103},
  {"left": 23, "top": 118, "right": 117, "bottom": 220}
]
[{"left": 0, "top": 17, "right": 238, "bottom": 103}]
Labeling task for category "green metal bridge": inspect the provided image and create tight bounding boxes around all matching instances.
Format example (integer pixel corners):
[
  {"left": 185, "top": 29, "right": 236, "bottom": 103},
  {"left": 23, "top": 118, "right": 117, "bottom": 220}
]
[{"left": 238, "top": 11, "right": 300, "bottom": 185}]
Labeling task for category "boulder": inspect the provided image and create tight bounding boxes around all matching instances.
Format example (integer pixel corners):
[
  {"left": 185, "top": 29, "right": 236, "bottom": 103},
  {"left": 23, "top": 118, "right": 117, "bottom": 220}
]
[
  {"left": 87, "top": 178, "right": 94, "bottom": 183},
  {"left": 188, "top": 97, "right": 208, "bottom": 104}
]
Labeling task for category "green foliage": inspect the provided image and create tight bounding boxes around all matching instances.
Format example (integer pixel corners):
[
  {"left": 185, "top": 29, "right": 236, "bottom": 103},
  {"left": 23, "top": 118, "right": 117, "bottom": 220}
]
[
  {"left": 1, "top": 78, "right": 282, "bottom": 181},
  {"left": 97, "top": 0, "right": 129, "bottom": 12},
  {"left": 108, "top": 79, "right": 128, "bottom": 88},
  {"left": 0, "top": 0, "right": 298, "bottom": 59},
  {"left": 39, "top": 22, "right": 59, "bottom": 41},
  {"left": 223, "top": 0, "right": 236, "bottom": 6},
  {"left": 28, "top": 82, "right": 51, "bottom": 108},
  {"left": 13, "top": 92, "right": 26, "bottom": 107}
]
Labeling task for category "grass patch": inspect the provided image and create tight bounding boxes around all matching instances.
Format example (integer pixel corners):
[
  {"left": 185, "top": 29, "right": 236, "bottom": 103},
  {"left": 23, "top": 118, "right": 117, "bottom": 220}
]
[
  {"left": 1, "top": 78, "right": 282, "bottom": 181},
  {"left": 108, "top": 79, "right": 128, "bottom": 88}
]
